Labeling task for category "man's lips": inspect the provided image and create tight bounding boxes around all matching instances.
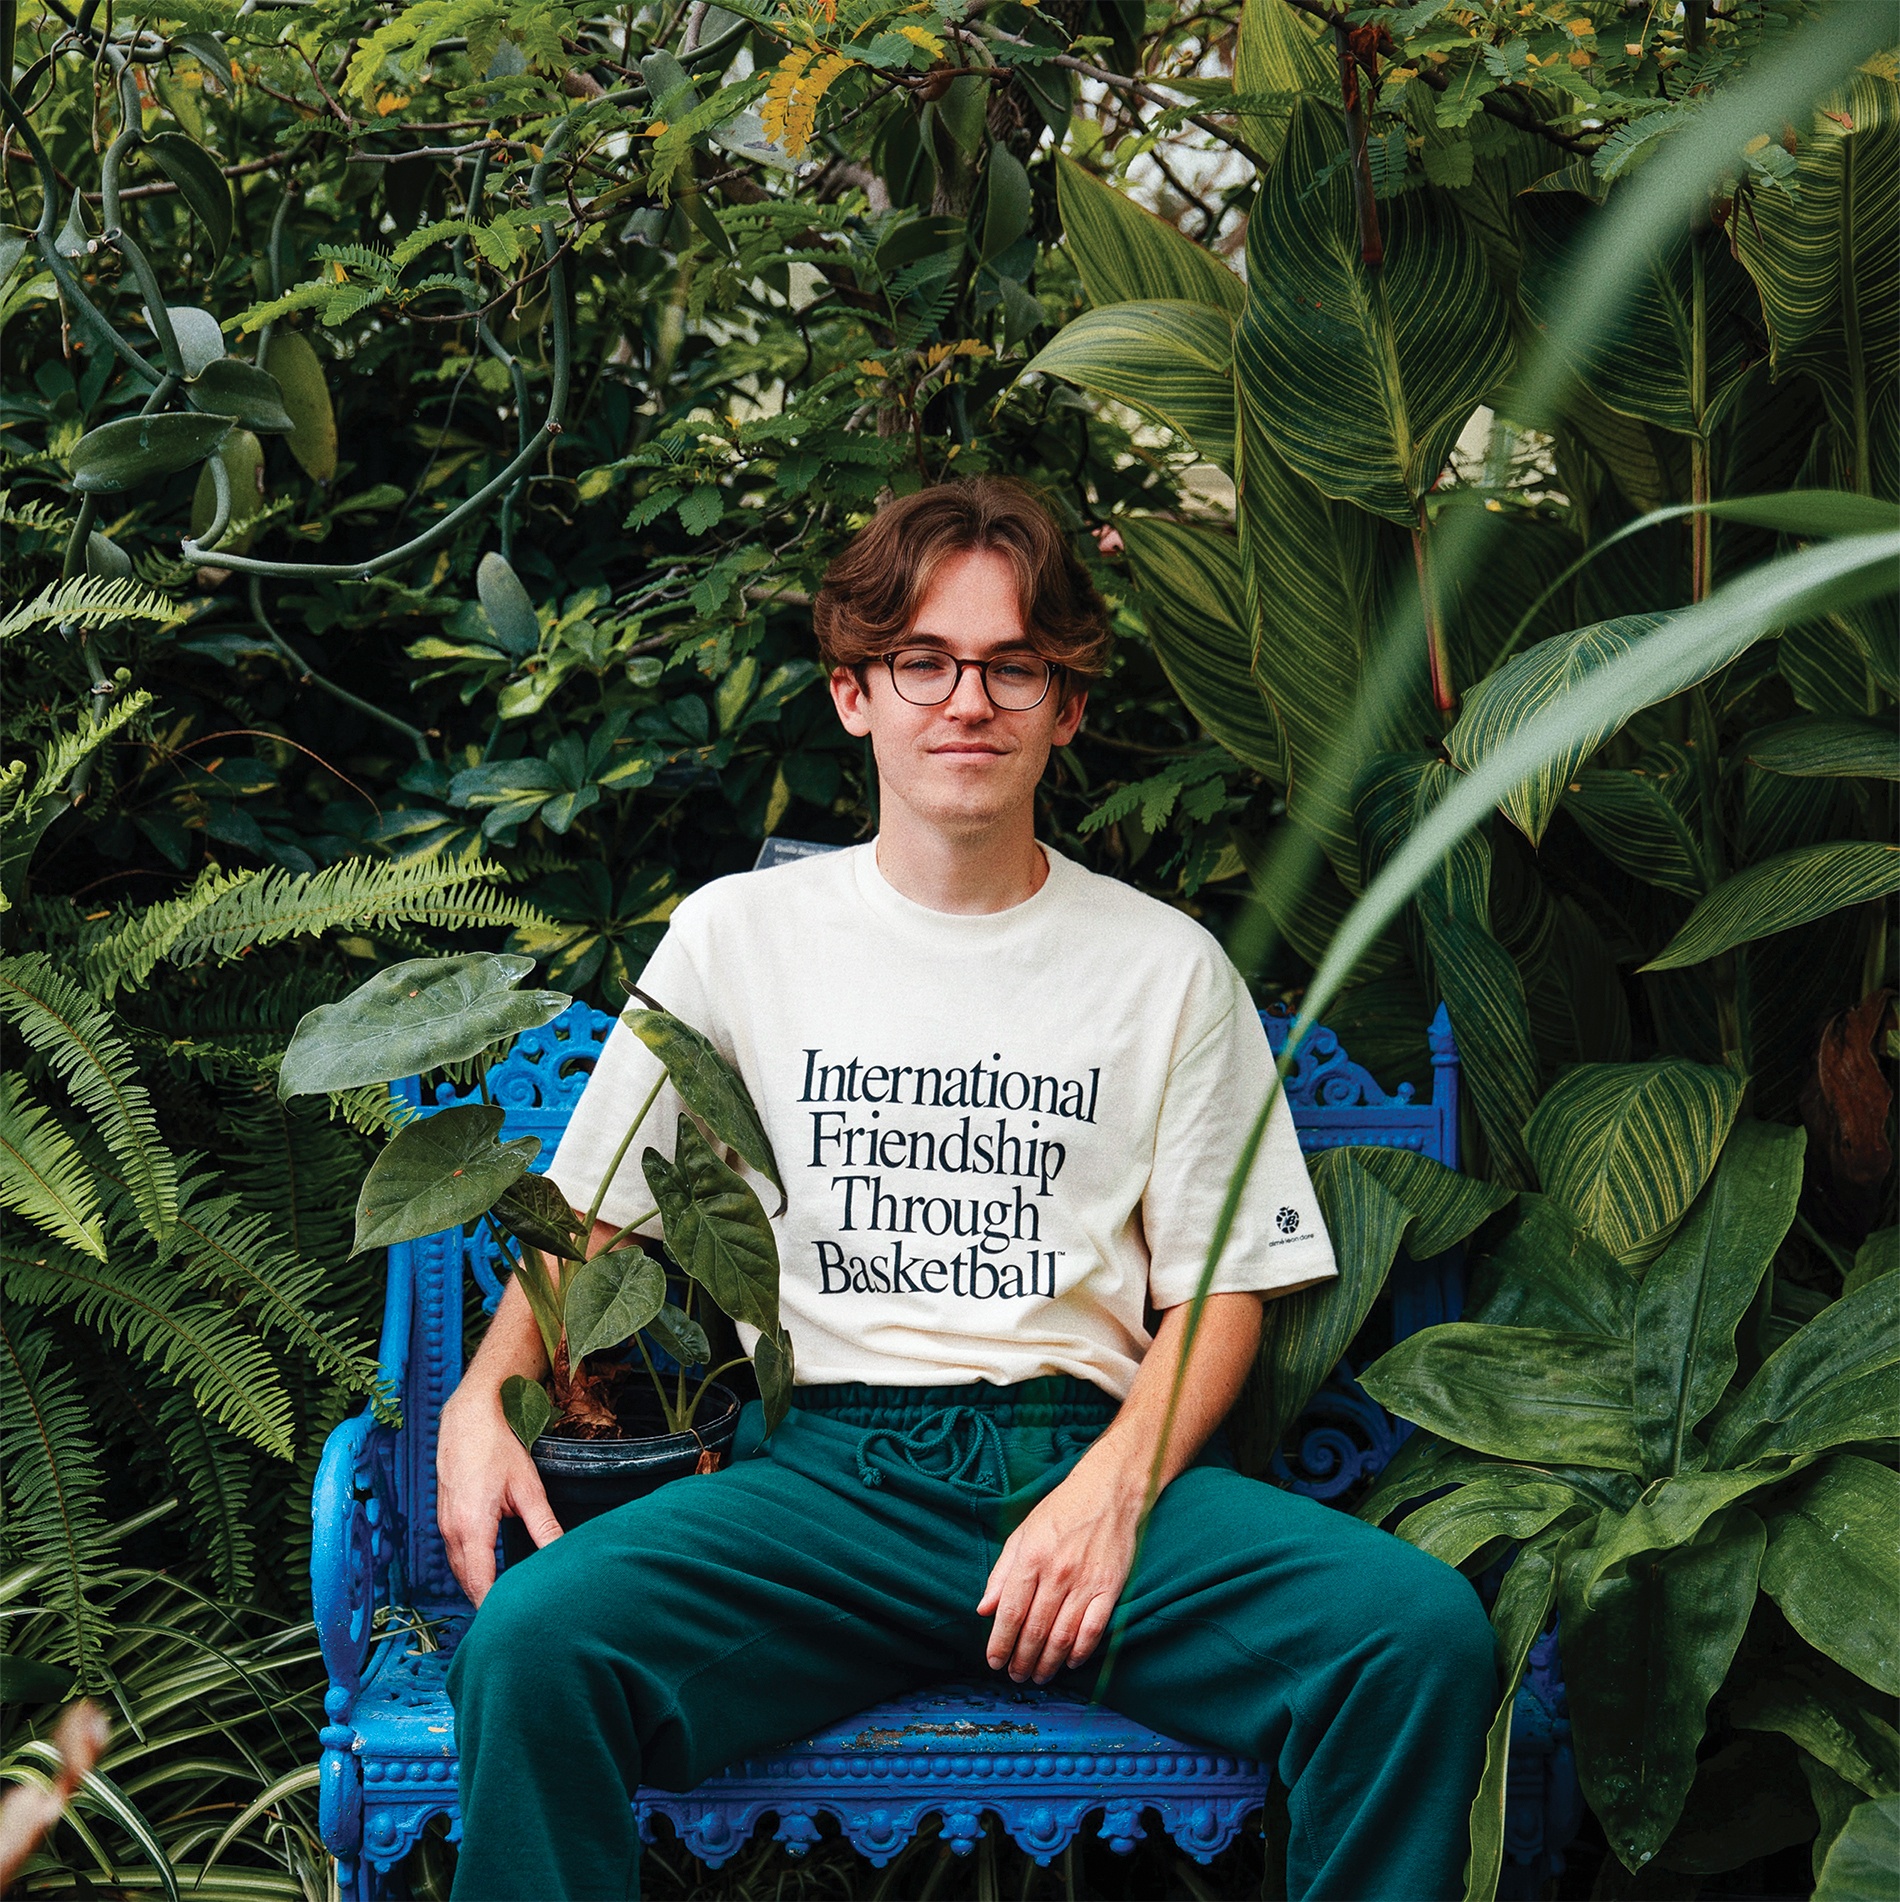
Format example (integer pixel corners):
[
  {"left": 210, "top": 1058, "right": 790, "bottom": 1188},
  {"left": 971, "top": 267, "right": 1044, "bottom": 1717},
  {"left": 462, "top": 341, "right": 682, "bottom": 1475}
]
[{"left": 928, "top": 742, "right": 1009, "bottom": 756}]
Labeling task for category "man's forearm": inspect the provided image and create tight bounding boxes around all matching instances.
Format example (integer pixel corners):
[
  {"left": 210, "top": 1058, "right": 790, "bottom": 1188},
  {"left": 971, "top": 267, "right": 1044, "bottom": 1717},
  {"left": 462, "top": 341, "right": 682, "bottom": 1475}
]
[
  {"left": 1080, "top": 1292, "right": 1263, "bottom": 1496},
  {"left": 451, "top": 1218, "right": 623, "bottom": 1408}
]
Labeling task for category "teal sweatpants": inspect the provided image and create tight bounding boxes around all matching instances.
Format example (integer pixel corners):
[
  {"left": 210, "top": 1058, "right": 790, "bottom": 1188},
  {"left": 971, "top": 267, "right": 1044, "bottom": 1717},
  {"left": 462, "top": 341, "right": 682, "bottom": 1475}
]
[{"left": 448, "top": 1379, "right": 1494, "bottom": 1901}]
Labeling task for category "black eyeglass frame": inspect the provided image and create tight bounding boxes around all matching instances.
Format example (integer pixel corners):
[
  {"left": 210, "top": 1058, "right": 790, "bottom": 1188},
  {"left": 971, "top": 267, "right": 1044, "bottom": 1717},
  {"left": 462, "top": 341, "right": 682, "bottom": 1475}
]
[{"left": 871, "top": 647, "right": 1061, "bottom": 713}]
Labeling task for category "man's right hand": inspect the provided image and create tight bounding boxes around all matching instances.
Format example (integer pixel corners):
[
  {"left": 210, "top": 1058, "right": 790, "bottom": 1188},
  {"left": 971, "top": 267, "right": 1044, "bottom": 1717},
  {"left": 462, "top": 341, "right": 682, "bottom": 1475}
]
[{"left": 438, "top": 1387, "right": 563, "bottom": 1606}]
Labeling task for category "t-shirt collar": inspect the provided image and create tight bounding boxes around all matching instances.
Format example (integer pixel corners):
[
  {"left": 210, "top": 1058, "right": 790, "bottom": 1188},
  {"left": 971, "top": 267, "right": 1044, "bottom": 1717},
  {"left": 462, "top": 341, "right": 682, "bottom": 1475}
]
[{"left": 851, "top": 837, "right": 1076, "bottom": 939}]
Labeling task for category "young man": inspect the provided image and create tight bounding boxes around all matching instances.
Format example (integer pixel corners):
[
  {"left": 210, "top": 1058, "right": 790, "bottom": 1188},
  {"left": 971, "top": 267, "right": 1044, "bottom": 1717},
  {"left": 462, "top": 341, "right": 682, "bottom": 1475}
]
[{"left": 441, "top": 478, "right": 1494, "bottom": 1901}]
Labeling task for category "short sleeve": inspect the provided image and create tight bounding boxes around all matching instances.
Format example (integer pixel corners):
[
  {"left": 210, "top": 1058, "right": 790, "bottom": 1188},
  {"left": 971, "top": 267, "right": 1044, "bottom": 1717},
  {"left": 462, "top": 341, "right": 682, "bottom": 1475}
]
[
  {"left": 544, "top": 917, "right": 711, "bottom": 1232},
  {"left": 1142, "top": 957, "right": 1336, "bottom": 1310}
]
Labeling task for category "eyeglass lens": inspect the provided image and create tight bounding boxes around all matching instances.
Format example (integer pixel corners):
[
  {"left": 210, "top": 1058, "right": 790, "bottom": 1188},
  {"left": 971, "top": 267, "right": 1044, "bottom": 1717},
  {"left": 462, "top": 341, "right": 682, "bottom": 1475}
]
[{"left": 886, "top": 649, "right": 1053, "bottom": 711}]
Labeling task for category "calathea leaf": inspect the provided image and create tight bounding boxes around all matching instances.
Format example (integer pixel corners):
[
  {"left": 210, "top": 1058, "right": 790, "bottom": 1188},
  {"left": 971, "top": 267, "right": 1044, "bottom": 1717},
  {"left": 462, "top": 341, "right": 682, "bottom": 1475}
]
[
  {"left": 1745, "top": 714, "right": 1900, "bottom": 782},
  {"left": 1465, "top": 1196, "right": 1638, "bottom": 1337},
  {"left": 563, "top": 1247, "right": 666, "bottom": 1368},
  {"left": 69, "top": 413, "right": 234, "bottom": 493},
  {"left": 624, "top": 1005, "right": 782, "bottom": 1200},
  {"left": 490, "top": 1171, "right": 587, "bottom": 1262},
  {"left": 1355, "top": 1431, "right": 1503, "bottom": 1529},
  {"left": 1117, "top": 516, "right": 1284, "bottom": 781},
  {"left": 1845, "top": 1227, "right": 1898, "bottom": 1296},
  {"left": 1328, "top": 1145, "right": 1514, "bottom": 1258},
  {"left": 1360, "top": 1323, "right": 1638, "bottom": 1470},
  {"left": 1641, "top": 841, "right": 1900, "bottom": 972},
  {"left": 279, "top": 953, "right": 569, "bottom": 1097},
  {"left": 646, "top": 1303, "right": 710, "bottom": 1369},
  {"left": 1236, "top": 96, "right": 1513, "bottom": 524},
  {"left": 500, "top": 1372, "right": 553, "bottom": 1451},
  {"left": 1024, "top": 301, "right": 1236, "bottom": 473},
  {"left": 1632, "top": 1119, "right": 1806, "bottom": 1479},
  {"left": 352, "top": 1104, "right": 538, "bottom": 1253},
  {"left": 1560, "top": 1508, "right": 1766, "bottom": 1870},
  {"left": 1053, "top": 151, "right": 1244, "bottom": 314},
  {"left": 643, "top": 1117, "right": 779, "bottom": 1334},
  {"left": 1524, "top": 1059, "right": 1744, "bottom": 1267},
  {"left": 1759, "top": 1453, "right": 1900, "bottom": 1696},
  {"left": 1652, "top": 1732, "right": 1820, "bottom": 1877},
  {"left": 1564, "top": 758, "right": 1711, "bottom": 900}
]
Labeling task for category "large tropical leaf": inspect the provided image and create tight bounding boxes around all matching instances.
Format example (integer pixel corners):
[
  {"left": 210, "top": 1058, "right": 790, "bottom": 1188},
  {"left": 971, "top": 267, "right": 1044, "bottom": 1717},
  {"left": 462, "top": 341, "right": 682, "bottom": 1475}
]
[
  {"left": 1237, "top": 97, "right": 1514, "bottom": 524},
  {"left": 623, "top": 1006, "right": 782, "bottom": 1198},
  {"left": 1331, "top": 1145, "right": 1513, "bottom": 1258},
  {"left": 1391, "top": 1470, "right": 1591, "bottom": 1570},
  {"left": 1815, "top": 1795, "right": 1900, "bottom": 1902},
  {"left": 563, "top": 1247, "right": 667, "bottom": 1368},
  {"left": 1744, "top": 713, "right": 1900, "bottom": 781},
  {"left": 1361, "top": 1323, "right": 1638, "bottom": 1470},
  {"left": 1642, "top": 841, "right": 1900, "bottom": 971},
  {"left": 1561, "top": 1509, "right": 1766, "bottom": 1869},
  {"left": 1760, "top": 1454, "right": 1900, "bottom": 1697},
  {"left": 1563, "top": 756, "right": 1711, "bottom": 900},
  {"left": 1053, "top": 153, "right": 1243, "bottom": 314},
  {"left": 352, "top": 1104, "right": 538, "bottom": 1253},
  {"left": 642, "top": 1116, "right": 779, "bottom": 1334},
  {"left": 1465, "top": 1195, "right": 1637, "bottom": 1336},
  {"left": 1631, "top": 1120, "right": 1805, "bottom": 1480},
  {"left": 1118, "top": 517, "right": 1284, "bottom": 779},
  {"left": 278, "top": 953, "right": 570, "bottom": 1097},
  {"left": 1733, "top": 74, "right": 1899, "bottom": 490},
  {"left": 1231, "top": 0, "right": 1332, "bottom": 164},
  {"left": 1524, "top": 1059, "right": 1744, "bottom": 1267},
  {"left": 1024, "top": 301, "right": 1236, "bottom": 473},
  {"left": 1710, "top": 1274, "right": 1900, "bottom": 1469},
  {"left": 1443, "top": 615, "right": 1670, "bottom": 844}
]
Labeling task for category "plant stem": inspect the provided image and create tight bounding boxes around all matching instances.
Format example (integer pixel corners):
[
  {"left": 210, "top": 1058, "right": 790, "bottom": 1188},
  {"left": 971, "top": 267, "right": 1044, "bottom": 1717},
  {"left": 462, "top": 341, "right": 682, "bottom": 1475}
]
[
  {"left": 684, "top": 1354, "right": 753, "bottom": 1428},
  {"left": 582, "top": 1068, "right": 667, "bottom": 1233}
]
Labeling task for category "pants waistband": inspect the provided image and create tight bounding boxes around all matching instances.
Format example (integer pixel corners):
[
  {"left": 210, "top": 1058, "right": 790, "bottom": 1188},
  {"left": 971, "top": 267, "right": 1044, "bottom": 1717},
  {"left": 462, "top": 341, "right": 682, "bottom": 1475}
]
[{"left": 790, "top": 1375, "right": 1119, "bottom": 1430}]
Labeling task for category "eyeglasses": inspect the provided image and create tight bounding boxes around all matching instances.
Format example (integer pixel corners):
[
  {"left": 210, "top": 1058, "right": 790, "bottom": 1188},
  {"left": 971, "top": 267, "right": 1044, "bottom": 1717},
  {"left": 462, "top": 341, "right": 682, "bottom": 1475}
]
[{"left": 879, "top": 647, "right": 1057, "bottom": 712}]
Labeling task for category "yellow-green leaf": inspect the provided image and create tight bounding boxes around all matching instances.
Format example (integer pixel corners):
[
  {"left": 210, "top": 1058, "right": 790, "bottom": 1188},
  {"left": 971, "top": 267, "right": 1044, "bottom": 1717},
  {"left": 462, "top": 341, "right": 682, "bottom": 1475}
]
[
  {"left": 1054, "top": 153, "right": 1243, "bottom": 314},
  {"left": 1643, "top": 842, "right": 1900, "bottom": 971}
]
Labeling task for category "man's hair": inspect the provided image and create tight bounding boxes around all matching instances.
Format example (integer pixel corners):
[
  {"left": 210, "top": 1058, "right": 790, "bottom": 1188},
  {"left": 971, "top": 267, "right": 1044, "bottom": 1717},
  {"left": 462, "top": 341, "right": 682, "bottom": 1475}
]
[{"left": 812, "top": 477, "right": 1111, "bottom": 683}]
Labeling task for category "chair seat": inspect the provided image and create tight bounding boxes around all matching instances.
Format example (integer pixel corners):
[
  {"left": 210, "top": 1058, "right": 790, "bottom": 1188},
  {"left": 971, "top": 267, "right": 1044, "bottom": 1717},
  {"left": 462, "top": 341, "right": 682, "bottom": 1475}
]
[{"left": 637, "top": 1679, "right": 1269, "bottom": 1869}]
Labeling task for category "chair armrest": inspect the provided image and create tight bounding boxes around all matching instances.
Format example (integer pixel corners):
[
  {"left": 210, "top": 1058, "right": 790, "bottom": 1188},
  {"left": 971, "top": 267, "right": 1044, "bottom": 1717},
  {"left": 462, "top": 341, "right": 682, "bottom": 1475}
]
[{"left": 312, "top": 1408, "right": 401, "bottom": 1709}]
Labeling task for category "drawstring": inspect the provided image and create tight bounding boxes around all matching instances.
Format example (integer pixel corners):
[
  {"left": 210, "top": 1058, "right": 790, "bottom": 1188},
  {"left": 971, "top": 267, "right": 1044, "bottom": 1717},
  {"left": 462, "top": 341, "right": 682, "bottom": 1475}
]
[{"left": 857, "top": 1406, "right": 1010, "bottom": 1492}]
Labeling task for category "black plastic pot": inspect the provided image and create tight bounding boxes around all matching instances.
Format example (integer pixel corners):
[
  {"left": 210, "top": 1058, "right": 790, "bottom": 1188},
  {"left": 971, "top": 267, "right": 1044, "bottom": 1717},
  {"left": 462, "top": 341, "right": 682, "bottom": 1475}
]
[{"left": 499, "top": 1381, "right": 741, "bottom": 1570}]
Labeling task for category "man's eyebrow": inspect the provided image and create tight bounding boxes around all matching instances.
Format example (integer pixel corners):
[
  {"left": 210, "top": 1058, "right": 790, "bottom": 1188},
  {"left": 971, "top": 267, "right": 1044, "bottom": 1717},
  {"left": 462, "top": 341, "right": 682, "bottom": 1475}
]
[{"left": 903, "top": 629, "right": 1040, "bottom": 652}]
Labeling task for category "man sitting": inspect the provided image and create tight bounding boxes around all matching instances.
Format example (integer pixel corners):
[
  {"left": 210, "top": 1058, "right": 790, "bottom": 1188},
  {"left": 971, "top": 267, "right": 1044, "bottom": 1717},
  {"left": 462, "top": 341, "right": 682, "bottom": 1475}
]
[{"left": 440, "top": 476, "right": 1495, "bottom": 1901}]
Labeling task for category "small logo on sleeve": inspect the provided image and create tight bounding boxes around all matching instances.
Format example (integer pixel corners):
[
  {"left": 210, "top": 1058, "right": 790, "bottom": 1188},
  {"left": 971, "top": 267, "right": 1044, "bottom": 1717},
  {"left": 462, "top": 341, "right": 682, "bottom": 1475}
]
[{"left": 1271, "top": 1206, "right": 1305, "bottom": 1244}]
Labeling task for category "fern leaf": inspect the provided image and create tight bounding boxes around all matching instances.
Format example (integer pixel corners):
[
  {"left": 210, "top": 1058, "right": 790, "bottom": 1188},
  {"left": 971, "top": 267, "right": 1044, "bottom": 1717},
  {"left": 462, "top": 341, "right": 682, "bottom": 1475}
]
[
  {"left": 0, "top": 1075, "right": 105, "bottom": 1258},
  {"left": 76, "top": 854, "right": 552, "bottom": 998},
  {"left": 0, "top": 955, "right": 178, "bottom": 1251},
  {"left": 0, "top": 1314, "right": 113, "bottom": 1678},
  {"left": 0, "top": 1232, "right": 297, "bottom": 1458},
  {"left": 0, "top": 576, "right": 183, "bottom": 641},
  {"left": 158, "top": 1390, "right": 255, "bottom": 1601}
]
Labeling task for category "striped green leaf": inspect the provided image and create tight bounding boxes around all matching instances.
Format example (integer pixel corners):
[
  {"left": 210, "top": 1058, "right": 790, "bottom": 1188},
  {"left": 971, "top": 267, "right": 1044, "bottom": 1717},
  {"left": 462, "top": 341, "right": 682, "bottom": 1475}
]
[
  {"left": 1745, "top": 714, "right": 1900, "bottom": 781},
  {"left": 1397, "top": 1472, "right": 1590, "bottom": 1570},
  {"left": 1643, "top": 841, "right": 1900, "bottom": 971},
  {"left": 1466, "top": 1195, "right": 1639, "bottom": 1338},
  {"left": 1333, "top": 1145, "right": 1514, "bottom": 1258},
  {"left": 1761, "top": 1454, "right": 1900, "bottom": 1697},
  {"left": 1023, "top": 301, "right": 1235, "bottom": 472},
  {"left": 1118, "top": 517, "right": 1283, "bottom": 778},
  {"left": 1565, "top": 753, "right": 1711, "bottom": 899},
  {"left": 1232, "top": 0, "right": 1333, "bottom": 163},
  {"left": 1444, "top": 615, "right": 1671, "bottom": 843},
  {"left": 1054, "top": 154, "right": 1243, "bottom": 314},
  {"left": 1734, "top": 74, "right": 1899, "bottom": 480},
  {"left": 1237, "top": 97, "right": 1514, "bottom": 524},
  {"left": 1526, "top": 1060, "right": 1744, "bottom": 1266}
]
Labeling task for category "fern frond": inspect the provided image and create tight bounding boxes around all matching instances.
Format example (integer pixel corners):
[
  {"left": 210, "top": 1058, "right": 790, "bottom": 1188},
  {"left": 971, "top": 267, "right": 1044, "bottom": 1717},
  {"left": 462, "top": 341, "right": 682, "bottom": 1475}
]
[
  {"left": 0, "top": 1230, "right": 296, "bottom": 1458},
  {"left": 76, "top": 854, "right": 552, "bottom": 998},
  {"left": 0, "top": 490, "right": 73, "bottom": 534},
  {"left": 158, "top": 1390, "right": 256, "bottom": 1601},
  {"left": 217, "top": 1093, "right": 365, "bottom": 1269},
  {"left": 169, "top": 1174, "right": 379, "bottom": 1397},
  {"left": 0, "top": 576, "right": 184, "bottom": 640},
  {"left": 0, "top": 955, "right": 178, "bottom": 1250},
  {"left": 0, "top": 1074, "right": 105, "bottom": 1258},
  {"left": 0, "top": 1313, "right": 113, "bottom": 1678}
]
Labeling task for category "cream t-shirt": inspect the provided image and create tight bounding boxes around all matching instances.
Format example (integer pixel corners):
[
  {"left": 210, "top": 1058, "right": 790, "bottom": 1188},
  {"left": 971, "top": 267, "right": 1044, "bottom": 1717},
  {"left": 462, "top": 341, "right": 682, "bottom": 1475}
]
[{"left": 545, "top": 842, "right": 1335, "bottom": 1399}]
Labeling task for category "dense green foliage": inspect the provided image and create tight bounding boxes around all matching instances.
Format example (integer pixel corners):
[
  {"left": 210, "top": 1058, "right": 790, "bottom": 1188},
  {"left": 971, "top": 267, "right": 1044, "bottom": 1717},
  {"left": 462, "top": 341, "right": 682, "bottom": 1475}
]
[{"left": 2, "top": 0, "right": 1896, "bottom": 1892}]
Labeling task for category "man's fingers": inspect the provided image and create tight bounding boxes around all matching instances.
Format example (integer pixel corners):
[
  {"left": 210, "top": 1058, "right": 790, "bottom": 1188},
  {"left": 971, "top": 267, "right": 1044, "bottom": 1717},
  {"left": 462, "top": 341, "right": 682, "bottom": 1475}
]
[
  {"left": 449, "top": 1519, "right": 497, "bottom": 1606},
  {"left": 1005, "top": 1580, "right": 1067, "bottom": 1683},
  {"left": 984, "top": 1568, "right": 1039, "bottom": 1672},
  {"left": 510, "top": 1467, "right": 564, "bottom": 1550},
  {"left": 1033, "top": 1595, "right": 1090, "bottom": 1685},
  {"left": 1067, "top": 1593, "right": 1117, "bottom": 1669}
]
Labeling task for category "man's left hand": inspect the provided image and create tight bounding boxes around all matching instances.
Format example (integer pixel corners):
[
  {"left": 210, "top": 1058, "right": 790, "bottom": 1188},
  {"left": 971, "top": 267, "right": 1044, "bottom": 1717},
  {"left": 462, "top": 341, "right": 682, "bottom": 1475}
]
[{"left": 977, "top": 1452, "right": 1145, "bottom": 1685}]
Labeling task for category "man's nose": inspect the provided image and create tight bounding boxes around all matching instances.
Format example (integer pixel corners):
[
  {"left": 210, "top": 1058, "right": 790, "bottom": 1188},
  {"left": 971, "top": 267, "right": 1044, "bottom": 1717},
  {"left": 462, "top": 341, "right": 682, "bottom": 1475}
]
[{"left": 944, "top": 664, "right": 994, "bottom": 719}]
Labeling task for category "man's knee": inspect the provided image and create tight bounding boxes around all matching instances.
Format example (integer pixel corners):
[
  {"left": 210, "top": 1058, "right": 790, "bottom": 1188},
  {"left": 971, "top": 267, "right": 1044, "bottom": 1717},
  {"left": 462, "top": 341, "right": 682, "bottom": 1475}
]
[{"left": 1367, "top": 1536, "right": 1496, "bottom": 1706}]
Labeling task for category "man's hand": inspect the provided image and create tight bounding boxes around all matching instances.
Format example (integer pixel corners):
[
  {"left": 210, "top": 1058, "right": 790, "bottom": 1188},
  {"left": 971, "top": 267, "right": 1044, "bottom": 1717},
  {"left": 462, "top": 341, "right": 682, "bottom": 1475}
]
[
  {"left": 978, "top": 1450, "right": 1144, "bottom": 1684},
  {"left": 438, "top": 1385, "right": 563, "bottom": 1605}
]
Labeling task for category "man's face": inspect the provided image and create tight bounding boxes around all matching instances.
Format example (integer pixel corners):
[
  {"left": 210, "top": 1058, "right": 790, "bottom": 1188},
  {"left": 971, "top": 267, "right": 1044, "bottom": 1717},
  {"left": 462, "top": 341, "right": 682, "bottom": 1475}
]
[{"left": 828, "top": 546, "right": 1087, "bottom": 838}]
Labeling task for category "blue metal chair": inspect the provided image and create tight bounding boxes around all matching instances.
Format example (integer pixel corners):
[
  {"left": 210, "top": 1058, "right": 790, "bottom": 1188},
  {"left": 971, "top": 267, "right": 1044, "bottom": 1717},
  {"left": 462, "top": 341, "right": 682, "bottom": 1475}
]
[{"left": 312, "top": 988, "right": 1578, "bottom": 1896}]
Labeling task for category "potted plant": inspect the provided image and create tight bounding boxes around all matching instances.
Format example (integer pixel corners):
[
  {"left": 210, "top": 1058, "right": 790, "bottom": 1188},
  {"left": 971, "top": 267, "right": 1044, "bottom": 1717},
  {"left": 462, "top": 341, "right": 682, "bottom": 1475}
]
[{"left": 278, "top": 950, "right": 793, "bottom": 1545}]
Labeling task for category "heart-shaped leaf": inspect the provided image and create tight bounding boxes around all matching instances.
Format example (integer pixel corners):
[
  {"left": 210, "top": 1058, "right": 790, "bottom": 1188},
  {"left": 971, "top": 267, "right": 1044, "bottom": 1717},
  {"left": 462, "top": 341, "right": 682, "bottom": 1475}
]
[
  {"left": 646, "top": 1302, "right": 710, "bottom": 1368},
  {"left": 353, "top": 1103, "right": 538, "bottom": 1253},
  {"left": 69, "top": 413, "right": 233, "bottom": 493},
  {"left": 642, "top": 1117, "right": 779, "bottom": 1334},
  {"left": 500, "top": 1372, "right": 553, "bottom": 1451},
  {"left": 279, "top": 954, "right": 569, "bottom": 1097},
  {"left": 564, "top": 1247, "right": 667, "bottom": 1366},
  {"left": 186, "top": 357, "right": 293, "bottom": 433},
  {"left": 262, "top": 331, "right": 337, "bottom": 482},
  {"left": 477, "top": 551, "right": 541, "bottom": 658},
  {"left": 624, "top": 1005, "right": 782, "bottom": 1199},
  {"left": 491, "top": 1171, "right": 587, "bottom": 1261},
  {"left": 754, "top": 1325, "right": 794, "bottom": 1434},
  {"left": 144, "top": 131, "right": 233, "bottom": 262}
]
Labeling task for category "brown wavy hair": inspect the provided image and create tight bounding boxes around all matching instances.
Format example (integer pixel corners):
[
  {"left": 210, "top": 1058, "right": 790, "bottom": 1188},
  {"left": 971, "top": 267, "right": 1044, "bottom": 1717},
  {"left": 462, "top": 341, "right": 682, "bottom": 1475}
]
[{"left": 812, "top": 478, "right": 1111, "bottom": 685}]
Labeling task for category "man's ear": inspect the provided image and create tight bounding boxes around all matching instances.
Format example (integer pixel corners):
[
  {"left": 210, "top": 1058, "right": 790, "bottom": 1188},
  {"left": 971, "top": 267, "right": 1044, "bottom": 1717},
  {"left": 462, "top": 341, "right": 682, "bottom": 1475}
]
[
  {"left": 830, "top": 663, "right": 873, "bottom": 738},
  {"left": 1053, "top": 685, "right": 1087, "bottom": 747}
]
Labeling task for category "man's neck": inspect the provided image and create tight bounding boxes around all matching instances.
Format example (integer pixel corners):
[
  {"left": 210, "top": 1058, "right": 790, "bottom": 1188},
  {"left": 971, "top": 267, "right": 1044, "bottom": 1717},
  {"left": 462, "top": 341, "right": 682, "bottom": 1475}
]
[{"left": 873, "top": 807, "right": 1050, "bottom": 915}]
